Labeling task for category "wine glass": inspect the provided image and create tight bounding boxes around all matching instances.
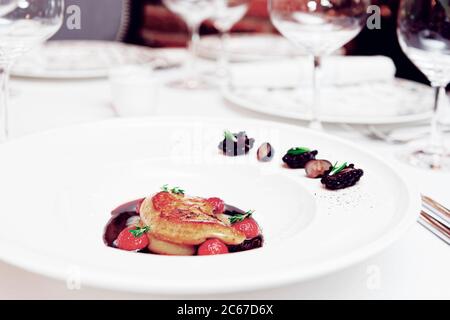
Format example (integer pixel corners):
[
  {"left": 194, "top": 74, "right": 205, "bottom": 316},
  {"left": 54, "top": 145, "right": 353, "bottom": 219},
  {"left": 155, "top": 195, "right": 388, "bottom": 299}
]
[
  {"left": 209, "top": 0, "right": 249, "bottom": 83},
  {"left": 0, "top": 0, "right": 64, "bottom": 141},
  {"left": 269, "top": 0, "right": 370, "bottom": 129},
  {"left": 0, "top": 0, "right": 18, "bottom": 16},
  {"left": 398, "top": 0, "right": 450, "bottom": 170},
  {"left": 163, "top": 0, "right": 216, "bottom": 90}
]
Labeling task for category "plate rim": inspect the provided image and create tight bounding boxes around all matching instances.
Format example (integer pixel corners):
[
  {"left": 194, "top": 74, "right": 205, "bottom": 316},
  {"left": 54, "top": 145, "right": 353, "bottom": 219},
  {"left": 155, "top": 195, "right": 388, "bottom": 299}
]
[
  {"left": 222, "top": 79, "right": 433, "bottom": 125},
  {"left": 11, "top": 40, "right": 155, "bottom": 80},
  {"left": 0, "top": 117, "right": 421, "bottom": 294}
]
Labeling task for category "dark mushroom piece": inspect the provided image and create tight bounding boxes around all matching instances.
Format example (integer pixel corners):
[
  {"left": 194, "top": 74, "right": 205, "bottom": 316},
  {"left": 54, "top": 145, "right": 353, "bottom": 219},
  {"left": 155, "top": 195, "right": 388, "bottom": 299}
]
[
  {"left": 219, "top": 130, "right": 255, "bottom": 156},
  {"left": 282, "top": 147, "right": 318, "bottom": 168},
  {"left": 321, "top": 163, "right": 364, "bottom": 190}
]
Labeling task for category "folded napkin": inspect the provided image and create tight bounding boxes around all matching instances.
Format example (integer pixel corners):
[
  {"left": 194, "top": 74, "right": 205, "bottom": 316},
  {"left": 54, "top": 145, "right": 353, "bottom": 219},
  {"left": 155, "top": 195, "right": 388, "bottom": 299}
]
[{"left": 230, "top": 56, "right": 396, "bottom": 88}]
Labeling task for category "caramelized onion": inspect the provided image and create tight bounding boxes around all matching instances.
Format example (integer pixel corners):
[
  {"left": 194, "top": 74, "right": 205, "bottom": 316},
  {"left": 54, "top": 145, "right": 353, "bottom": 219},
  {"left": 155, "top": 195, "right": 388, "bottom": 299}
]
[{"left": 304, "top": 160, "right": 332, "bottom": 178}]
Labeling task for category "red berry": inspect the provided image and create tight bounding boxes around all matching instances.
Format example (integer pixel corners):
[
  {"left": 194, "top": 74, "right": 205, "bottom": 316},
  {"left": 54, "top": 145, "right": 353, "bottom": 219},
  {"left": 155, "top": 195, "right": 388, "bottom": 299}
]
[
  {"left": 206, "top": 197, "right": 225, "bottom": 214},
  {"left": 152, "top": 191, "right": 176, "bottom": 211},
  {"left": 116, "top": 226, "right": 149, "bottom": 251},
  {"left": 232, "top": 218, "right": 260, "bottom": 239},
  {"left": 197, "top": 239, "right": 229, "bottom": 255}
]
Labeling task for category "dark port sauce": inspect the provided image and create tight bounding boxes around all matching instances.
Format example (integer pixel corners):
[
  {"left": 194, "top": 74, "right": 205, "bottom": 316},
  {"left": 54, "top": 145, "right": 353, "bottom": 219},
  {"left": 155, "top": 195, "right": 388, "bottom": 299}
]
[
  {"left": 103, "top": 198, "right": 144, "bottom": 247},
  {"left": 103, "top": 199, "right": 264, "bottom": 254}
]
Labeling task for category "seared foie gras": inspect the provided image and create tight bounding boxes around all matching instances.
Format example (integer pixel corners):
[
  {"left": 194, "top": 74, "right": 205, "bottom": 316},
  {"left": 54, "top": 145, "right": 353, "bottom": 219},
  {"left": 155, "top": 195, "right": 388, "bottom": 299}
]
[
  {"left": 147, "top": 234, "right": 196, "bottom": 255},
  {"left": 139, "top": 192, "right": 246, "bottom": 245}
]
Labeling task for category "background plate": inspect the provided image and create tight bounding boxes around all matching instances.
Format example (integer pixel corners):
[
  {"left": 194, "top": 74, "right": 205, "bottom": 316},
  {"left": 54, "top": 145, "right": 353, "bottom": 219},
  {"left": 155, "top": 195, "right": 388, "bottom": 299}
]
[
  {"left": 12, "top": 40, "right": 159, "bottom": 79},
  {"left": 223, "top": 79, "right": 433, "bottom": 125}
]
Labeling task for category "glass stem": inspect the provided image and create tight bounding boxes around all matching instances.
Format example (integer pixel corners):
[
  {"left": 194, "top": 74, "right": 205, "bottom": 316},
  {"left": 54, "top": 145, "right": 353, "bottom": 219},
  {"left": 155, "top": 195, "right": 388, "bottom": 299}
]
[
  {"left": 217, "top": 30, "right": 230, "bottom": 85},
  {"left": 310, "top": 56, "right": 323, "bottom": 130},
  {"left": 186, "top": 21, "right": 201, "bottom": 86},
  {"left": 0, "top": 65, "right": 11, "bottom": 142},
  {"left": 429, "top": 86, "right": 445, "bottom": 152}
]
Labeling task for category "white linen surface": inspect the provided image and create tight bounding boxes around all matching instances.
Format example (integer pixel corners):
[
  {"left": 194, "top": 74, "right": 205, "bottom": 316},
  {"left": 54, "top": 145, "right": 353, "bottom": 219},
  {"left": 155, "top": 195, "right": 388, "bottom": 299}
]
[{"left": 230, "top": 56, "right": 396, "bottom": 88}]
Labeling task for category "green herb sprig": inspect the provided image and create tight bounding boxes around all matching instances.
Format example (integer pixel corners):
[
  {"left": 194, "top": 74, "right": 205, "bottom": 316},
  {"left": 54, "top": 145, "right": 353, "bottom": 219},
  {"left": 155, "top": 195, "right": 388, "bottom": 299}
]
[
  {"left": 229, "top": 210, "right": 255, "bottom": 224},
  {"left": 129, "top": 225, "right": 150, "bottom": 238},
  {"left": 161, "top": 184, "right": 185, "bottom": 195},
  {"left": 224, "top": 130, "right": 237, "bottom": 142},
  {"left": 287, "top": 147, "right": 310, "bottom": 156},
  {"left": 170, "top": 186, "right": 185, "bottom": 195},
  {"left": 330, "top": 162, "right": 348, "bottom": 175}
]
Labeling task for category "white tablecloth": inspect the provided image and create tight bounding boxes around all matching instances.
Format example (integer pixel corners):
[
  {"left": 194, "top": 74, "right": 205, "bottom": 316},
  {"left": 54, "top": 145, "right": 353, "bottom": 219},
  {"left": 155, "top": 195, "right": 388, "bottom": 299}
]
[{"left": 1, "top": 50, "right": 449, "bottom": 299}]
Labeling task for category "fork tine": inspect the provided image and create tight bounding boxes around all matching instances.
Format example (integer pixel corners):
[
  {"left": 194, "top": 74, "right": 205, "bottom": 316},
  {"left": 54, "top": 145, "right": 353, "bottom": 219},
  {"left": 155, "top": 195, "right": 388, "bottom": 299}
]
[
  {"left": 419, "top": 211, "right": 450, "bottom": 245},
  {"left": 422, "top": 195, "right": 450, "bottom": 227}
]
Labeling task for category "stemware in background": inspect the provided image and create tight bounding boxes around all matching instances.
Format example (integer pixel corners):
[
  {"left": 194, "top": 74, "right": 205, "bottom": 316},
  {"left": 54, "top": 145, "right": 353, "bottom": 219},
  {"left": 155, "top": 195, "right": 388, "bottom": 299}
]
[
  {"left": 163, "top": 0, "right": 215, "bottom": 89},
  {"left": 397, "top": 0, "right": 450, "bottom": 170},
  {"left": 209, "top": 0, "right": 249, "bottom": 84},
  {"left": 269, "top": 0, "right": 369, "bottom": 130},
  {"left": 0, "top": 0, "right": 17, "bottom": 16},
  {"left": 0, "top": 0, "right": 64, "bottom": 141}
]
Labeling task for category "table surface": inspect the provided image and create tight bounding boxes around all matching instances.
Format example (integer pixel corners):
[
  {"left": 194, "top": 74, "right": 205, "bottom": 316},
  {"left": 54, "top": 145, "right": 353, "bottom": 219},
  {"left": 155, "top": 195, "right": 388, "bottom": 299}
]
[{"left": 1, "top": 50, "right": 449, "bottom": 299}]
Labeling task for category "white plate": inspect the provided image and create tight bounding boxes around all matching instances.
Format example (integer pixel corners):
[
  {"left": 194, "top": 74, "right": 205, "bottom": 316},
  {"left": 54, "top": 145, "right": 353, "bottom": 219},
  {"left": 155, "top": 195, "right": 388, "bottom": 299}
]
[
  {"left": 0, "top": 117, "right": 420, "bottom": 294},
  {"left": 12, "top": 40, "right": 163, "bottom": 79},
  {"left": 224, "top": 79, "right": 434, "bottom": 125},
  {"left": 197, "top": 34, "right": 304, "bottom": 62}
]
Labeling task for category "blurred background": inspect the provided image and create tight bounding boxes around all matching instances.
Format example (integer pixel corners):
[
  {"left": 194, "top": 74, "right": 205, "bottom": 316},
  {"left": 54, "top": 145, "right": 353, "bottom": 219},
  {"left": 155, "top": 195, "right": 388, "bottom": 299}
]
[{"left": 52, "top": 0, "right": 428, "bottom": 85}]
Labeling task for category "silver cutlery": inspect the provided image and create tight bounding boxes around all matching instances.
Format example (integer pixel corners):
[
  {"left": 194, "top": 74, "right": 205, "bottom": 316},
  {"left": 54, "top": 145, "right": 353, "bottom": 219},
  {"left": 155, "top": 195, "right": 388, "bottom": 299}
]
[
  {"left": 366, "top": 125, "right": 424, "bottom": 144},
  {"left": 151, "top": 57, "right": 182, "bottom": 71},
  {"left": 341, "top": 123, "right": 450, "bottom": 145},
  {"left": 422, "top": 195, "right": 450, "bottom": 226},
  {"left": 420, "top": 195, "right": 450, "bottom": 245},
  {"left": 366, "top": 125, "right": 450, "bottom": 144}
]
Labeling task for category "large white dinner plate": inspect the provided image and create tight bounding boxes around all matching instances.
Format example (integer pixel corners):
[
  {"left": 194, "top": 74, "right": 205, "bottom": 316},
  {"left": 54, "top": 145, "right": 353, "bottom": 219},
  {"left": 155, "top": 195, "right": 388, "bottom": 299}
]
[
  {"left": 0, "top": 117, "right": 420, "bottom": 294},
  {"left": 12, "top": 40, "right": 165, "bottom": 79},
  {"left": 224, "top": 79, "right": 433, "bottom": 125}
]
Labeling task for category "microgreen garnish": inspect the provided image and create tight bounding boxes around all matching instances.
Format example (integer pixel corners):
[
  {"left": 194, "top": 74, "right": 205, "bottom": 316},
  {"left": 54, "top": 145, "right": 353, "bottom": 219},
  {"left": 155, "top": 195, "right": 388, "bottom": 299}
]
[
  {"left": 229, "top": 210, "right": 254, "bottom": 224},
  {"left": 287, "top": 147, "right": 311, "bottom": 156},
  {"left": 170, "top": 186, "right": 185, "bottom": 195},
  {"left": 330, "top": 162, "right": 348, "bottom": 175},
  {"left": 161, "top": 184, "right": 185, "bottom": 195},
  {"left": 224, "top": 130, "right": 237, "bottom": 142},
  {"left": 129, "top": 225, "right": 150, "bottom": 238}
]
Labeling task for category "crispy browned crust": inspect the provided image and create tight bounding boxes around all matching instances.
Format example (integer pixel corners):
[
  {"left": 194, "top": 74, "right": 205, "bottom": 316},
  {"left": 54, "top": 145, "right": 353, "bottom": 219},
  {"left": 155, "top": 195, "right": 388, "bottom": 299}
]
[{"left": 139, "top": 194, "right": 246, "bottom": 245}]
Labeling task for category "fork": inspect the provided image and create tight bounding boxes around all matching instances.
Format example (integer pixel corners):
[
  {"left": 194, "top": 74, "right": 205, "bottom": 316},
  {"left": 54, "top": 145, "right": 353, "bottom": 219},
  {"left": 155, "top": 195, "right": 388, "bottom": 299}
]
[
  {"left": 367, "top": 125, "right": 450, "bottom": 144},
  {"left": 419, "top": 195, "right": 450, "bottom": 245},
  {"left": 341, "top": 123, "right": 450, "bottom": 145},
  {"left": 366, "top": 126, "right": 423, "bottom": 144}
]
